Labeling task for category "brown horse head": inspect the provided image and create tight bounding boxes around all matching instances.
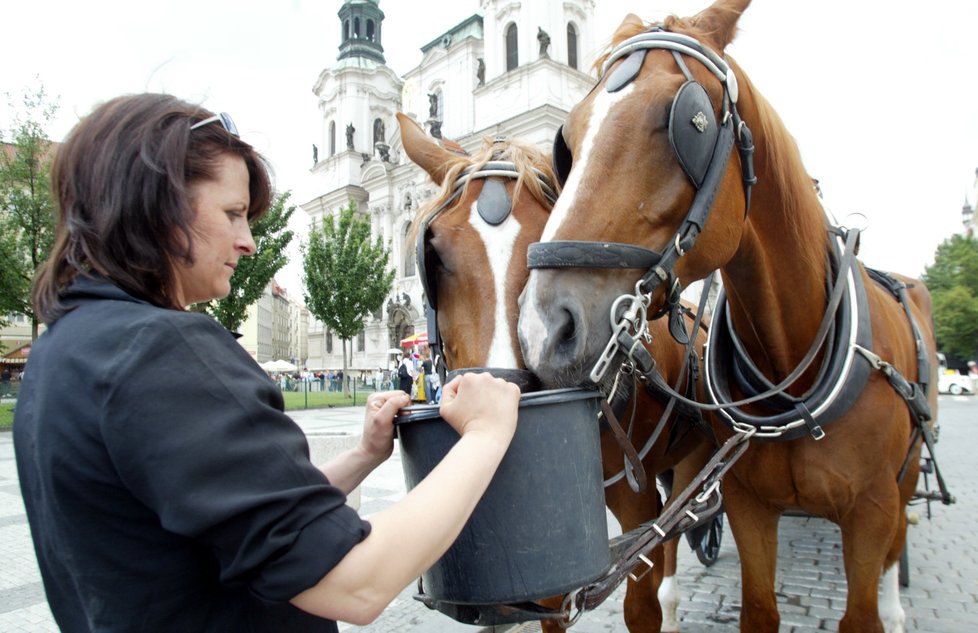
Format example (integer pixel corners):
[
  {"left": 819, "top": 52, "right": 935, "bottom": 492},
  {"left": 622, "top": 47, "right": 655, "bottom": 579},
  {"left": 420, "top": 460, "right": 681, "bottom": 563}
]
[
  {"left": 518, "top": 0, "right": 827, "bottom": 389},
  {"left": 398, "top": 113, "right": 558, "bottom": 372}
]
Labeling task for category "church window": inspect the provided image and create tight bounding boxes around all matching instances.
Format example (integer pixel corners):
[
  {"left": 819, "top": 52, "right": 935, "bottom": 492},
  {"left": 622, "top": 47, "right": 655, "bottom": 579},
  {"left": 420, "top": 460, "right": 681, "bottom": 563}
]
[
  {"left": 367, "top": 19, "right": 375, "bottom": 41},
  {"left": 357, "top": 329, "right": 366, "bottom": 352},
  {"left": 505, "top": 23, "right": 519, "bottom": 71},
  {"left": 343, "top": 20, "right": 350, "bottom": 42},
  {"left": 354, "top": 17, "right": 360, "bottom": 38},
  {"left": 567, "top": 23, "right": 579, "bottom": 69}
]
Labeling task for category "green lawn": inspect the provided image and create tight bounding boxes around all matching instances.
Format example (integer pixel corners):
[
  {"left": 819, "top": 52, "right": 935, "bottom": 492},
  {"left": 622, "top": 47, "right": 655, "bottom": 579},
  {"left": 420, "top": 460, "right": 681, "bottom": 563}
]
[
  {"left": 0, "top": 388, "right": 376, "bottom": 431},
  {"left": 0, "top": 402, "right": 14, "bottom": 430}
]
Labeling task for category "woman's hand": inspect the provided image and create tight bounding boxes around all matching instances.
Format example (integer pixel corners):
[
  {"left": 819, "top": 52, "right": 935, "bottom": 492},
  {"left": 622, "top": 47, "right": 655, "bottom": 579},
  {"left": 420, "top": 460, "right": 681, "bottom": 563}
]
[
  {"left": 358, "top": 390, "right": 412, "bottom": 463},
  {"left": 438, "top": 373, "right": 520, "bottom": 443}
]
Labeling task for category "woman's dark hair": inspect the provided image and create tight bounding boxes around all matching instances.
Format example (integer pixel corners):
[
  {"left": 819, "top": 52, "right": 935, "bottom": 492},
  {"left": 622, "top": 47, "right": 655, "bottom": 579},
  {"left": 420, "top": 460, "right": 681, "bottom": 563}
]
[{"left": 33, "top": 93, "right": 273, "bottom": 323}]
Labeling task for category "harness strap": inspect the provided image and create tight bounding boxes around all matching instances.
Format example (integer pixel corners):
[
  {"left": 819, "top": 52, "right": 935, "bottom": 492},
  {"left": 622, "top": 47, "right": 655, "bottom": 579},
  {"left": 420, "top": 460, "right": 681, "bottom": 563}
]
[
  {"left": 918, "top": 422, "right": 955, "bottom": 505},
  {"left": 600, "top": 400, "right": 648, "bottom": 493},
  {"left": 576, "top": 427, "right": 753, "bottom": 613}
]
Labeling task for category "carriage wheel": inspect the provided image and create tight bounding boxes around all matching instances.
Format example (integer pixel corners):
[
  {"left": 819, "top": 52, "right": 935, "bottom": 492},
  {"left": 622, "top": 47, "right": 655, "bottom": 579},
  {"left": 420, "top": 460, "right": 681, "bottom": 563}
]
[
  {"left": 692, "top": 513, "right": 724, "bottom": 567},
  {"left": 949, "top": 383, "right": 963, "bottom": 396}
]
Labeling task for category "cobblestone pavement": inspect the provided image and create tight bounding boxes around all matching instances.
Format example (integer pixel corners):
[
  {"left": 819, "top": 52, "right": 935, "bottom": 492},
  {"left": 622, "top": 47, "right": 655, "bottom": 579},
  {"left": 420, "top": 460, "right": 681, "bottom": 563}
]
[{"left": 1, "top": 397, "right": 975, "bottom": 632}]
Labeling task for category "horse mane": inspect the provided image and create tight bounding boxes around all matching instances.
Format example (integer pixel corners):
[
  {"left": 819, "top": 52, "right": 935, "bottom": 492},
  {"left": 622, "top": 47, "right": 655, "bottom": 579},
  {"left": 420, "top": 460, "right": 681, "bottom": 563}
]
[
  {"left": 725, "top": 58, "right": 827, "bottom": 272},
  {"left": 408, "top": 136, "right": 559, "bottom": 245},
  {"left": 593, "top": 12, "right": 826, "bottom": 274}
]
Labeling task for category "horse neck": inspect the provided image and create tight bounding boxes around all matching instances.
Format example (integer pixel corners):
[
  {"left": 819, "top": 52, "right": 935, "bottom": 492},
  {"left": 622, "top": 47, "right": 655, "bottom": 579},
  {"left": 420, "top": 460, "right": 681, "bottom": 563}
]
[{"left": 718, "top": 132, "right": 830, "bottom": 386}]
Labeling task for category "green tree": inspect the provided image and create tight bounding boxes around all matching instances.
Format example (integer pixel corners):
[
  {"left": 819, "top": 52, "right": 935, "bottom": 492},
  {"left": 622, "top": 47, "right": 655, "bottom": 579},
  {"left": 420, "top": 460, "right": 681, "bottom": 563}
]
[
  {"left": 302, "top": 200, "right": 395, "bottom": 396},
  {"left": 0, "top": 83, "right": 58, "bottom": 340},
  {"left": 923, "top": 233, "right": 978, "bottom": 360},
  {"left": 196, "top": 191, "right": 296, "bottom": 332}
]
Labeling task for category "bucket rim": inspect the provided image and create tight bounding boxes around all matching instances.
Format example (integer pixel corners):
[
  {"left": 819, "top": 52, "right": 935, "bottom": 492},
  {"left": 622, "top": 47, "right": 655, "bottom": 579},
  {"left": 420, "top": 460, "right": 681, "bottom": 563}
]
[{"left": 394, "top": 387, "right": 602, "bottom": 425}]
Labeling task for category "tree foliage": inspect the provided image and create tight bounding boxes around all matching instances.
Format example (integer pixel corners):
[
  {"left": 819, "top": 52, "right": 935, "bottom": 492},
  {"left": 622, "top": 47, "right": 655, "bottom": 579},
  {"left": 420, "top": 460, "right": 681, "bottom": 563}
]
[
  {"left": 197, "top": 191, "right": 296, "bottom": 332},
  {"left": 302, "top": 200, "right": 394, "bottom": 394},
  {"left": 923, "top": 233, "right": 978, "bottom": 360},
  {"left": 0, "top": 83, "right": 58, "bottom": 338}
]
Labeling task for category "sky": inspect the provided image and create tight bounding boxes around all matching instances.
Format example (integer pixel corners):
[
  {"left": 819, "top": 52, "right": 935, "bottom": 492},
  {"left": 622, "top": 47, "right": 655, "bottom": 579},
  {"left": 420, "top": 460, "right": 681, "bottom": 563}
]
[{"left": 4, "top": 0, "right": 978, "bottom": 297}]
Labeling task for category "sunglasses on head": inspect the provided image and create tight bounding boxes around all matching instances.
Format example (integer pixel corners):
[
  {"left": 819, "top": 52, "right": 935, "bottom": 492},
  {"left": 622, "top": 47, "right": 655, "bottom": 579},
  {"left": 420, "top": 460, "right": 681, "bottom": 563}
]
[{"left": 189, "top": 112, "right": 238, "bottom": 137}]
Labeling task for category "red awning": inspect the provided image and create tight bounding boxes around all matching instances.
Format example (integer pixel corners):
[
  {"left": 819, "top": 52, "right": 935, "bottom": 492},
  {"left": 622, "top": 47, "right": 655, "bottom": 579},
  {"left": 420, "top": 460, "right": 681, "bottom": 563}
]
[
  {"left": 1, "top": 344, "right": 30, "bottom": 365},
  {"left": 399, "top": 332, "right": 428, "bottom": 346}
]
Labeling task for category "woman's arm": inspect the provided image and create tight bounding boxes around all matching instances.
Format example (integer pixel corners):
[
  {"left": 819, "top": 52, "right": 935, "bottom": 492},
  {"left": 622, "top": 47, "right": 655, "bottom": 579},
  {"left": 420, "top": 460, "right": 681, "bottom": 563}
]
[
  {"left": 291, "top": 373, "right": 520, "bottom": 624},
  {"left": 316, "top": 390, "right": 409, "bottom": 494}
]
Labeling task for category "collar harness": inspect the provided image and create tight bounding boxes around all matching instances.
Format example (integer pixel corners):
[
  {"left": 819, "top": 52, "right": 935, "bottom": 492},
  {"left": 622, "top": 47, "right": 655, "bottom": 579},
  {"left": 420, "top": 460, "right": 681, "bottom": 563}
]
[{"left": 527, "top": 27, "right": 941, "bottom": 448}]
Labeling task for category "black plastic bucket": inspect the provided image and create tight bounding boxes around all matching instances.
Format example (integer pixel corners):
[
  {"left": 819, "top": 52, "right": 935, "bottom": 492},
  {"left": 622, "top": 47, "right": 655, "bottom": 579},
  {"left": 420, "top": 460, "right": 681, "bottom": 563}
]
[{"left": 395, "top": 388, "right": 610, "bottom": 608}]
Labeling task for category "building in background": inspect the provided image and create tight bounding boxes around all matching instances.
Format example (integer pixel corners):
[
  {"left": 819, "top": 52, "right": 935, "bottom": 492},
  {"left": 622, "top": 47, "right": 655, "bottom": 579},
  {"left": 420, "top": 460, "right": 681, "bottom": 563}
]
[
  {"left": 235, "top": 279, "right": 307, "bottom": 368},
  {"left": 302, "top": 0, "right": 597, "bottom": 372}
]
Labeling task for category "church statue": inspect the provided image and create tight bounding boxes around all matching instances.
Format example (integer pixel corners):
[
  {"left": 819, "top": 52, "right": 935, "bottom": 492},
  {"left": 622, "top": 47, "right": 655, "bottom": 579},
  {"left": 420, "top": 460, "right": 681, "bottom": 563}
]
[
  {"left": 346, "top": 123, "right": 355, "bottom": 150},
  {"left": 374, "top": 119, "right": 385, "bottom": 143},
  {"left": 477, "top": 58, "right": 485, "bottom": 85},
  {"left": 312, "top": 144, "right": 318, "bottom": 164},
  {"left": 537, "top": 27, "right": 551, "bottom": 58},
  {"left": 428, "top": 93, "right": 439, "bottom": 119}
]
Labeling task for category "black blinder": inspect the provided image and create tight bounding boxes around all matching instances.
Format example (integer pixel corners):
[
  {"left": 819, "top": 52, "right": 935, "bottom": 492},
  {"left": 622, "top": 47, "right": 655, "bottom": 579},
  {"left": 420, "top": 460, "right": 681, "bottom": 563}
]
[
  {"left": 669, "top": 80, "right": 719, "bottom": 189},
  {"left": 416, "top": 223, "right": 441, "bottom": 310},
  {"left": 477, "top": 178, "right": 513, "bottom": 225},
  {"left": 552, "top": 125, "right": 573, "bottom": 187},
  {"left": 605, "top": 49, "right": 648, "bottom": 93}
]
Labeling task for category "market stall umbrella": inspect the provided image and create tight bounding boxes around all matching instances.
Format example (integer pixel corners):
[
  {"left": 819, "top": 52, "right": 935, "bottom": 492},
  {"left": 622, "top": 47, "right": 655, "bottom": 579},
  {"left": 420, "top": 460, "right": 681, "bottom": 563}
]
[
  {"left": 399, "top": 332, "right": 428, "bottom": 346},
  {"left": 260, "top": 359, "right": 298, "bottom": 372}
]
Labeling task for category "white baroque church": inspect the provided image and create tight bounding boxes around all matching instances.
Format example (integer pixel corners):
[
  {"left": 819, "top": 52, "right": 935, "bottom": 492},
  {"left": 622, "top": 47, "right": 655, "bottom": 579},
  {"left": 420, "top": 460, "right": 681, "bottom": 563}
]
[{"left": 301, "top": 0, "right": 598, "bottom": 373}]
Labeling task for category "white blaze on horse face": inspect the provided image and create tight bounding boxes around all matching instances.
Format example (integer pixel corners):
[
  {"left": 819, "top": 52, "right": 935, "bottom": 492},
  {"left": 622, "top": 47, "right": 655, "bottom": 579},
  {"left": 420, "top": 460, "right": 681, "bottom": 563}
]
[
  {"left": 521, "top": 84, "right": 636, "bottom": 368},
  {"left": 469, "top": 198, "right": 521, "bottom": 368},
  {"left": 541, "top": 83, "right": 635, "bottom": 243}
]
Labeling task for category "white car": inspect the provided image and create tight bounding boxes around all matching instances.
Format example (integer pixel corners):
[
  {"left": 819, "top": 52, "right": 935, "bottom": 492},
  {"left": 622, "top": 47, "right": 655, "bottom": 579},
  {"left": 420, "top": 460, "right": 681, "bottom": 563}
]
[{"left": 938, "top": 372, "right": 974, "bottom": 395}]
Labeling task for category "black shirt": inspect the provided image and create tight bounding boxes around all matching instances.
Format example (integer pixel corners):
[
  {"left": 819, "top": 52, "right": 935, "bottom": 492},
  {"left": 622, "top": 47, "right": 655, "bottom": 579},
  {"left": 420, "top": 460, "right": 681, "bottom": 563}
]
[{"left": 14, "top": 276, "right": 371, "bottom": 632}]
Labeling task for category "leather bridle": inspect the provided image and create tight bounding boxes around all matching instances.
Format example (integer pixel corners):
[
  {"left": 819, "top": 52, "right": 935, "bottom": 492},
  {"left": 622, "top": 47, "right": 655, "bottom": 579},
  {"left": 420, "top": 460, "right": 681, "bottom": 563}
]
[
  {"left": 417, "top": 158, "right": 558, "bottom": 387},
  {"left": 526, "top": 27, "right": 756, "bottom": 384}
]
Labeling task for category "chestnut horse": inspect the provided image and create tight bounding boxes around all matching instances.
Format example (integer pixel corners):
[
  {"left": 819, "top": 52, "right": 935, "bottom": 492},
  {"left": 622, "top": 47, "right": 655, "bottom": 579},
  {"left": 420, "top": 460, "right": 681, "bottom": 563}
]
[
  {"left": 398, "top": 112, "right": 715, "bottom": 632},
  {"left": 517, "top": 2, "right": 938, "bottom": 632}
]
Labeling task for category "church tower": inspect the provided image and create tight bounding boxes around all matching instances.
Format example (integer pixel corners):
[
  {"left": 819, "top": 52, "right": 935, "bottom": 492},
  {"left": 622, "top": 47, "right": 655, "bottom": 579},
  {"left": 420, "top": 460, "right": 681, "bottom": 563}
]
[
  {"left": 337, "top": 0, "right": 386, "bottom": 64},
  {"left": 308, "top": 0, "right": 402, "bottom": 212}
]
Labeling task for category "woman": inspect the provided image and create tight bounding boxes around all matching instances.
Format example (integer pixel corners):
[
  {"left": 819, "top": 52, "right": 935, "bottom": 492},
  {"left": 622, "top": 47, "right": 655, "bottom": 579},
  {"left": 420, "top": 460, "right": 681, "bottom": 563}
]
[{"left": 14, "top": 93, "right": 520, "bottom": 632}]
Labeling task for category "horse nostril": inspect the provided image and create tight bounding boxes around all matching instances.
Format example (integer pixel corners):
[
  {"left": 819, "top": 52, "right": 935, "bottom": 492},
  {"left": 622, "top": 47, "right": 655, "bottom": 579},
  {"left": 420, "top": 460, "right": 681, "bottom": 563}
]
[{"left": 553, "top": 307, "right": 580, "bottom": 357}]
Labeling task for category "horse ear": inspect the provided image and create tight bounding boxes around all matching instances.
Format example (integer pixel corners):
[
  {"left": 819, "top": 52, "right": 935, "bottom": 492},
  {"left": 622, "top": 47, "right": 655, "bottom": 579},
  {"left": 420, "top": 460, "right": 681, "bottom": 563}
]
[
  {"left": 611, "top": 13, "right": 646, "bottom": 40},
  {"left": 690, "top": 0, "right": 751, "bottom": 51},
  {"left": 397, "top": 112, "right": 463, "bottom": 185}
]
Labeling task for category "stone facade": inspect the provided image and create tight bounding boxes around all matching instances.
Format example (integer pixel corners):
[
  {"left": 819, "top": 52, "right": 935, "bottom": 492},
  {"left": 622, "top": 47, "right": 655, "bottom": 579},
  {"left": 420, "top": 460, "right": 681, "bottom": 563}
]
[{"left": 302, "top": 0, "right": 597, "bottom": 373}]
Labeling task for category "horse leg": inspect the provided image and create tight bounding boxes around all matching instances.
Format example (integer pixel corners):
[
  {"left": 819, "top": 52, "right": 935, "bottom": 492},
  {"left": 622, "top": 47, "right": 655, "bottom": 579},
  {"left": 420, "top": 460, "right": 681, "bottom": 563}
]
[
  {"left": 659, "top": 537, "right": 681, "bottom": 632},
  {"left": 657, "top": 442, "right": 712, "bottom": 632},
  {"left": 879, "top": 437, "right": 923, "bottom": 633},
  {"left": 837, "top": 486, "right": 902, "bottom": 633},
  {"left": 607, "top": 480, "right": 666, "bottom": 632},
  {"left": 722, "top": 478, "right": 781, "bottom": 633}
]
